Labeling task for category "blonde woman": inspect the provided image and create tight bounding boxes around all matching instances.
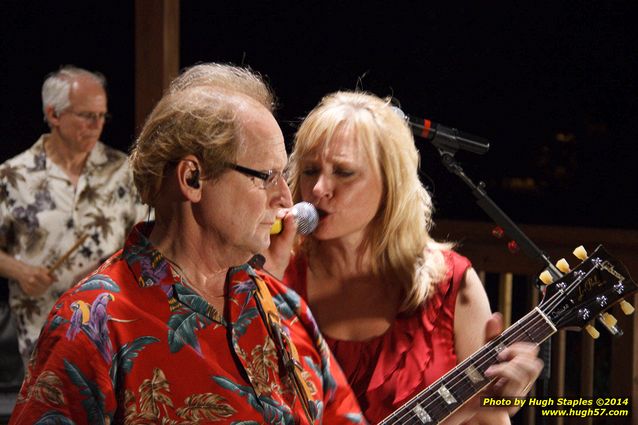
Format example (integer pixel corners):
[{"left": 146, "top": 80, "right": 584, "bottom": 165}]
[{"left": 268, "top": 91, "right": 543, "bottom": 424}]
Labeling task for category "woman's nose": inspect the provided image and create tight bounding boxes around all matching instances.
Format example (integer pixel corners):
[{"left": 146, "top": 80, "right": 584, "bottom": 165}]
[{"left": 312, "top": 174, "right": 333, "bottom": 199}]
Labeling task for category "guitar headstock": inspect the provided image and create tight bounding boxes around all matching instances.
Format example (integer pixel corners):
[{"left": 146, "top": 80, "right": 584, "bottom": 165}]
[{"left": 538, "top": 245, "right": 636, "bottom": 336}]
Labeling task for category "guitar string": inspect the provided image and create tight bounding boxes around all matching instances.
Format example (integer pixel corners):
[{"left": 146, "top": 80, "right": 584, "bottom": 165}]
[{"left": 381, "top": 264, "right": 605, "bottom": 424}]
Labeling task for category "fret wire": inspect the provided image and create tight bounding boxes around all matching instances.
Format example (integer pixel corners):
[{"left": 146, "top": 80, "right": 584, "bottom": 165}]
[
  {"left": 405, "top": 414, "right": 422, "bottom": 425},
  {"left": 524, "top": 327, "right": 536, "bottom": 343},
  {"left": 381, "top": 309, "right": 555, "bottom": 424}
]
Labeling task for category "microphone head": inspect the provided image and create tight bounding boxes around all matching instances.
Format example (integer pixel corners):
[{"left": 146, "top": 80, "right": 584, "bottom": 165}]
[{"left": 292, "top": 202, "right": 319, "bottom": 235}]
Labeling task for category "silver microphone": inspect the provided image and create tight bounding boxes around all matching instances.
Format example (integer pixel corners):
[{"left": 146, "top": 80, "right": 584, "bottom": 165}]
[{"left": 270, "top": 202, "right": 319, "bottom": 235}]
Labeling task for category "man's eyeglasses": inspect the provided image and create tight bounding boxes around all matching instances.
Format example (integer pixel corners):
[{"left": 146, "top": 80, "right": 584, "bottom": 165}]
[
  {"left": 68, "top": 111, "right": 111, "bottom": 123},
  {"left": 226, "top": 163, "right": 288, "bottom": 189}
]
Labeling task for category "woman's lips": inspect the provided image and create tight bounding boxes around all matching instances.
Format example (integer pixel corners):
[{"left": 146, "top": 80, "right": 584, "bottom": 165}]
[{"left": 317, "top": 208, "right": 329, "bottom": 220}]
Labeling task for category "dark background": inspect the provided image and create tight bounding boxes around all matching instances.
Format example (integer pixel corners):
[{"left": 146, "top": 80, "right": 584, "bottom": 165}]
[{"left": 1, "top": 1, "right": 636, "bottom": 229}]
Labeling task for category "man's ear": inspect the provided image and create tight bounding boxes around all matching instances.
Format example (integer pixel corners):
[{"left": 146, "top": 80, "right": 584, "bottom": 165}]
[
  {"left": 176, "top": 155, "right": 203, "bottom": 202},
  {"left": 45, "top": 106, "right": 60, "bottom": 127}
]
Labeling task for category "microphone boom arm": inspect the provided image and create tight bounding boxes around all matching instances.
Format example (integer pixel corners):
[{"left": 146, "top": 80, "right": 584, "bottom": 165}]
[{"left": 438, "top": 149, "right": 561, "bottom": 279}]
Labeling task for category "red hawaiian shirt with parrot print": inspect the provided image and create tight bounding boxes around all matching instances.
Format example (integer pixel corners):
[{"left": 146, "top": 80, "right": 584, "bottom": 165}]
[{"left": 10, "top": 223, "right": 365, "bottom": 425}]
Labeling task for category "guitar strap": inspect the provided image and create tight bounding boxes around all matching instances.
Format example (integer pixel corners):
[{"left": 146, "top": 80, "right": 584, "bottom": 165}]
[{"left": 253, "top": 275, "right": 315, "bottom": 423}]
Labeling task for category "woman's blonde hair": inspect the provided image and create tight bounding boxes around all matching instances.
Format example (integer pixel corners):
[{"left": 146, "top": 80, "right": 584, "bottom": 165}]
[
  {"left": 130, "top": 63, "right": 274, "bottom": 206},
  {"left": 289, "top": 91, "right": 451, "bottom": 312}
]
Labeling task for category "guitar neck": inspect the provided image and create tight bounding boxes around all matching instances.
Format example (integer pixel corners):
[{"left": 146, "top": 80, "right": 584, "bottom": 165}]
[{"left": 379, "top": 307, "right": 556, "bottom": 424}]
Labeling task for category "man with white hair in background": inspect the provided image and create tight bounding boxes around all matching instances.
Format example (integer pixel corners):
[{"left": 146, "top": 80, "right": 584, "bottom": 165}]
[{"left": 0, "top": 66, "right": 146, "bottom": 366}]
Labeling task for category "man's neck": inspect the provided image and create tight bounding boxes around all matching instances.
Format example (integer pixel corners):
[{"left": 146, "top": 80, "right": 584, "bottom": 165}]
[
  {"left": 44, "top": 134, "right": 91, "bottom": 186},
  {"left": 149, "top": 217, "right": 232, "bottom": 312}
]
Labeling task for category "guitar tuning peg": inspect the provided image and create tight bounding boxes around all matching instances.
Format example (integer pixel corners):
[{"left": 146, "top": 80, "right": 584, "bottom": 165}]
[
  {"left": 573, "top": 245, "right": 588, "bottom": 260},
  {"left": 598, "top": 313, "right": 623, "bottom": 337},
  {"left": 585, "top": 324, "right": 600, "bottom": 339},
  {"left": 556, "top": 258, "right": 571, "bottom": 273},
  {"left": 602, "top": 312, "right": 617, "bottom": 328},
  {"left": 620, "top": 300, "right": 635, "bottom": 315},
  {"left": 539, "top": 270, "right": 553, "bottom": 285}
]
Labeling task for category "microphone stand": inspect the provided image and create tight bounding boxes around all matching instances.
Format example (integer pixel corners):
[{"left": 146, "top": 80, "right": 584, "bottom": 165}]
[
  {"left": 436, "top": 147, "right": 559, "bottom": 421},
  {"left": 438, "top": 150, "right": 561, "bottom": 279}
]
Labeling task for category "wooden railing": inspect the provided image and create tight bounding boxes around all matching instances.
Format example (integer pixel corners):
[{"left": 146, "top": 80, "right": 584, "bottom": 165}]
[{"left": 432, "top": 220, "right": 638, "bottom": 425}]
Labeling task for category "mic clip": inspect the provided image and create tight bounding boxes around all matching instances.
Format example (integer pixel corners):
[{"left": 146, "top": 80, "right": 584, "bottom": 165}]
[{"left": 429, "top": 124, "right": 490, "bottom": 156}]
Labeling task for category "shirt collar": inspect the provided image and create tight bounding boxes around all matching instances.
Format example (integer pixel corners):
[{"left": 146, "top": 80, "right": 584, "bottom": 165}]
[
  {"left": 122, "top": 222, "right": 179, "bottom": 290},
  {"left": 84, "top": 140, "right": 111, "bottom": 170},
  {"left": 30, "top": 134, "right": 111, "bottom": 176}
]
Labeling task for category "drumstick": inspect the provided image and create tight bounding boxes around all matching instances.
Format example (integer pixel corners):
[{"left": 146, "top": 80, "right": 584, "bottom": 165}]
[{"left": 48, "top": 233, "right": 89, "bottom": 274}]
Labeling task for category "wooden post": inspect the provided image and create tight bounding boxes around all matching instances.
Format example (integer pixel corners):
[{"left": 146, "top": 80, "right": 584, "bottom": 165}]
[
  {"left": 498, "top": 272, "right": 513, "bottom": 328},
  {"left": 134, "top": 0, "right": 180, "bottom": 135}
]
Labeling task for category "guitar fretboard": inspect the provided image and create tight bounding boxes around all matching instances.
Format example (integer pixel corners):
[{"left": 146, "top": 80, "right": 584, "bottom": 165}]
[{"left": 379, "top": 307, "right": 556, "bottom": 424}]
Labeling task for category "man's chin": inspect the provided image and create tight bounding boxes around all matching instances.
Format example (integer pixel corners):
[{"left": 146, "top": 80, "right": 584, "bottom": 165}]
[
  {"left": 252, "top": 237, "right": 270, "bottom": 257},
  {"left": 85, "top": 139, "right": 99, "bottom": 150}
]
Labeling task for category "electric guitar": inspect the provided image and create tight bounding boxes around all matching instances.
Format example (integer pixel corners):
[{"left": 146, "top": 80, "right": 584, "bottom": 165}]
[{"left": 379, "top": 245, "right": 636, "bottom": 424}]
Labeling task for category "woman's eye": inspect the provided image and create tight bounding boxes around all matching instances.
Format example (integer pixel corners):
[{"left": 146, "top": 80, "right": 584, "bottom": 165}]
[
  {"left": 335, "top": 169, "right": 354, "bottom": 177},
  {"left": 302, "top": 168, "right": 319, "bottom": 176}
]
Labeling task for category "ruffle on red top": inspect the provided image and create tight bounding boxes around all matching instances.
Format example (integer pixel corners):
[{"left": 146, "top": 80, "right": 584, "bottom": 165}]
[{"left": 283, "top": 251, "right": 471, "bottom": 424}]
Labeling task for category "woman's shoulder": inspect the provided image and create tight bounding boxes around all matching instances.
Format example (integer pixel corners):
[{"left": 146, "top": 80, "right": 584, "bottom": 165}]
[
  {"left": 419, "top": 249, "right": 472, "bottom": 314},
  {"left": 441, "top": 249, "right": 472, "bottom": 274},
  {"left": 417, "top": 248, "right": 472, "bottom": 292}
]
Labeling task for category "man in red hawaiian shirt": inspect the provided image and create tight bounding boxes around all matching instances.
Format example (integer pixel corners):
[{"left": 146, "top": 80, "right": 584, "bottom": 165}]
[{"left": 10, "top": 64, "right": 365, "bottom": 425}]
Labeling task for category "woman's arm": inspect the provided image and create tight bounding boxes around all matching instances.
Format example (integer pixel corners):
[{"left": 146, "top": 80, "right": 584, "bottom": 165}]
[{"left": 447, "top": 268, "right": 542, "bottom": 425}]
